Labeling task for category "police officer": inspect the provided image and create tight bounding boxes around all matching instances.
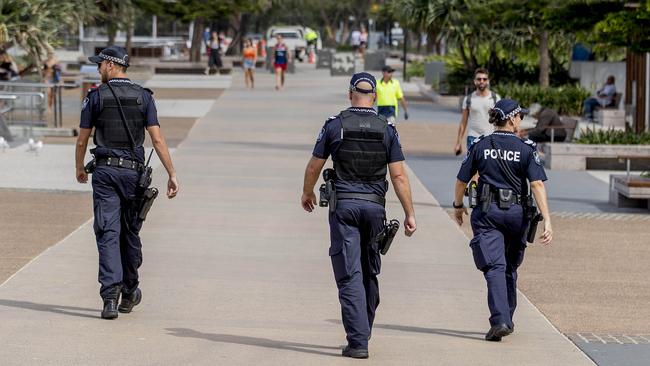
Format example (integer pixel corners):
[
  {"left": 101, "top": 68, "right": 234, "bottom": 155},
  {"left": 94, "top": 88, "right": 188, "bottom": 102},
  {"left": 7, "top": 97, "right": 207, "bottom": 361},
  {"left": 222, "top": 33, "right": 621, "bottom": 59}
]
[
  {"left": 453, "top": 99, "right": 553, "bottom": 341},
  {"left": 75, "top": 46, "right": 179, "bottom": 319},
  {"left": 301, "top": 72, "right": 417, "bottom": 358}
]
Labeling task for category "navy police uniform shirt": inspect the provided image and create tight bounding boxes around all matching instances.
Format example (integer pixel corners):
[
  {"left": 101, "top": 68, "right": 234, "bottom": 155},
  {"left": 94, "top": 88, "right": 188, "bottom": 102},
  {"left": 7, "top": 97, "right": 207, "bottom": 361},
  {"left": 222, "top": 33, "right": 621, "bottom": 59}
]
[
  {"left": 312, "top": 107, "right": 404, "bottom": 196},
  {"left": 80, "top": 78, "right": 159, "bottom": 162},
  {"left": 457, "top": 131, "right": 547, "bottom": 195}
]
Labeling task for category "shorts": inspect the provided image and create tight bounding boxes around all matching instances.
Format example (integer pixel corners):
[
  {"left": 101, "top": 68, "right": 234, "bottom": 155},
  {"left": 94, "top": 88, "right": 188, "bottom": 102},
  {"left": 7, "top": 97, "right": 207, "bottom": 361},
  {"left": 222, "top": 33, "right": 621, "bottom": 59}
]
[
  {"left": 274, "top": 63, "right": 287, "bottom": 71},
  {"left": 243, "top": 59, "right": 255, "bottom": 69}
]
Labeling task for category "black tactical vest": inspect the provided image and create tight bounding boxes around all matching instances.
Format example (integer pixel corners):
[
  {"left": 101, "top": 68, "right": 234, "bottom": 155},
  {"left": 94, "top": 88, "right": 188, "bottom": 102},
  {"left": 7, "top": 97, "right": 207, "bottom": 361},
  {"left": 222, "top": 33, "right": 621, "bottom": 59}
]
[
  {"left": 333, "top": 110, "right": 388, "bottom": 183},
  {"left": 94, "top": 82, "right": 146, "bottom": 149}
]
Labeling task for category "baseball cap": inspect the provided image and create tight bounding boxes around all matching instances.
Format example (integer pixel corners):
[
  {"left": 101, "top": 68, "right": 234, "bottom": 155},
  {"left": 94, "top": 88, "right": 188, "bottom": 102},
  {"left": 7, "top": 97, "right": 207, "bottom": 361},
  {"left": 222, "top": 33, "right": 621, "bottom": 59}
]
[
  {"left": 492, "top": 99, "right": 529, "bottom": 121},
  {"left": 382, "top": 65, "right": 395, "bottom": 72},
  {"left": 349, "top": 72, "right": 376, "bottom": 94},
  {"left": 89, "top": 45, "right": 130, "bottom": 67}
]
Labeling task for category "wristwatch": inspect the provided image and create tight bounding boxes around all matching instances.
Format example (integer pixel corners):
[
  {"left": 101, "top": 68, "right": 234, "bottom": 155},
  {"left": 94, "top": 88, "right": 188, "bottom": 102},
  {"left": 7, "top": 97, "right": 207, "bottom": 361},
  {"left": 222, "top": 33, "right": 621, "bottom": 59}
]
[{"left": 452, "top": 201, "right": 464, "bottom": 209}]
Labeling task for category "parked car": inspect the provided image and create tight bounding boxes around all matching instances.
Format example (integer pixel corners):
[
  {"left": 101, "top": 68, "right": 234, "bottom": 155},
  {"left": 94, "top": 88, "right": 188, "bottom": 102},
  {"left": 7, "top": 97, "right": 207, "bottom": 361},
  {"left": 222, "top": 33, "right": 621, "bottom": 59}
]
[{"left": 266, "top": 26, "right": 308, "bottom": 61}]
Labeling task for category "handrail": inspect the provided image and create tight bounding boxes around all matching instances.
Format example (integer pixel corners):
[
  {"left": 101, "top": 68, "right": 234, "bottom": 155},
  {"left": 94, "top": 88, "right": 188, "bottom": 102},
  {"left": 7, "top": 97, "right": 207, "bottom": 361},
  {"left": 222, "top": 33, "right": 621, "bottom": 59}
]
[{"left": 0, "top": 91, "right": 45, "bottom": 99}]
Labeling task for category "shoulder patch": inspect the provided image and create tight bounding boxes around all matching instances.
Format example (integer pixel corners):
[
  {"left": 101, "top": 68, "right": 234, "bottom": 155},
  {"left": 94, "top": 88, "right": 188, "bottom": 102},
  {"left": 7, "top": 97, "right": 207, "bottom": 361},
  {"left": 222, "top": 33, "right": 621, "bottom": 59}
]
[
  {"left": 522, "top": 138, "right": 537, "bottom": 149},
  {"left": 81, "top": 97, "right": 89, "bottom": 111},
  {"left": 472, "top": 134, "right": 485, "bottom": 145},
  {"left": 325, "top": 114, "right": 339, "bottom": 123}
]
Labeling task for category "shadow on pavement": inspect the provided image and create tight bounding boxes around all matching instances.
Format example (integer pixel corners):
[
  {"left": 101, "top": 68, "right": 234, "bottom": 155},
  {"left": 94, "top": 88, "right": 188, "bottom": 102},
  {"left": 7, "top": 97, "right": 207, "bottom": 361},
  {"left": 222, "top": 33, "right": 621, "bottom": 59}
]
[
  {"left": 0, "top": 299, "right": 98, "bottom": 319},
  {"left": 165, "top": 328, "right": 341, "bottom": 357},
  {"left": 326, "top": 319, "right": 484, "bottom": 341}
]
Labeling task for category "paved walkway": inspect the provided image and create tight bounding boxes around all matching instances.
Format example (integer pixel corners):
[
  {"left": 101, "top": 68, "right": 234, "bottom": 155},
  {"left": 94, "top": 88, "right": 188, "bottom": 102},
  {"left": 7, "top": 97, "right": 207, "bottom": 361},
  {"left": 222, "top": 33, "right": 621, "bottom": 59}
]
[{"left": 0, "top": 66, "right": 592, "bottom": 365}]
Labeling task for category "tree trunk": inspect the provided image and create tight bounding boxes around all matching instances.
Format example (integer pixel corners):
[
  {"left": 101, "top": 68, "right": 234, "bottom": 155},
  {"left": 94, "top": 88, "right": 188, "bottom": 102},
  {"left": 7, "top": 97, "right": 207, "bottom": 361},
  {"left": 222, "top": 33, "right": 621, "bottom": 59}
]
[
  {"left": 539, "top": 29, "right": 550, "bottom": 87},
  {"left": 190, "top": 17, "right": 204, "bottom": 63},
  {"left": 107, "top": 24, "right": 116, "bottom": 46},
  {"left": 458, "top": 41, "right": 471, "bottom": 71},
  {"left": 124, "top": 4, "right": 134, "bottom": 53}
]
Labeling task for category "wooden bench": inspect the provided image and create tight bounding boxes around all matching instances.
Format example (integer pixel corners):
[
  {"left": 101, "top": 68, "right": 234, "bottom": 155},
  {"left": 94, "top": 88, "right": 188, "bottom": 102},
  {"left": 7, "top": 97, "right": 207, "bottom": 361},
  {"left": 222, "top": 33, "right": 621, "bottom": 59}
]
[
  {"left": 610, "top": 174, "right": 650, "bottom": 209},
  {"left": 541, "top": 117, "right": 578, "bottom": 143}
]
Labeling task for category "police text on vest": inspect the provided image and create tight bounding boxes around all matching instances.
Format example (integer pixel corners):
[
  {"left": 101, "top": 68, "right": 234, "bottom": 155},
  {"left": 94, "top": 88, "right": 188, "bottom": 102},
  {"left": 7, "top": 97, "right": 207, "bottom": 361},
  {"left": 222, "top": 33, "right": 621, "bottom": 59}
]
[{"left": 484, "top": 149, "right": 521, "bottom": 162}]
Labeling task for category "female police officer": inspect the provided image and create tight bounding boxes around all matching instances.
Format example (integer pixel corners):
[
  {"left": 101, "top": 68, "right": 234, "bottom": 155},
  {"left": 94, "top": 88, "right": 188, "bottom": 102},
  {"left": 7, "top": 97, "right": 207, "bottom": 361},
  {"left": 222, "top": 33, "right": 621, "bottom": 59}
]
[{"left": 452, "top": 98, "right": 553, "bottom": 342}]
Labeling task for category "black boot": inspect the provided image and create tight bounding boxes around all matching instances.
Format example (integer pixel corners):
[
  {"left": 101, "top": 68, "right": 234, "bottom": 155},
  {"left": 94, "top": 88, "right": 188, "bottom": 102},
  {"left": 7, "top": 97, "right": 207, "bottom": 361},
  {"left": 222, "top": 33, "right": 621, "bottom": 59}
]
[
  {"left": 485, "top": 323, "right": 513, "bottom": 342},
  {"left": 118, "top": 288, "right": 142, "bottom": 313},
  {"left": 342, "top": 346, "right": 369, "bottom": 359},
  {"left": 101, "top": 298, "right": 119, "bottom": 319}
]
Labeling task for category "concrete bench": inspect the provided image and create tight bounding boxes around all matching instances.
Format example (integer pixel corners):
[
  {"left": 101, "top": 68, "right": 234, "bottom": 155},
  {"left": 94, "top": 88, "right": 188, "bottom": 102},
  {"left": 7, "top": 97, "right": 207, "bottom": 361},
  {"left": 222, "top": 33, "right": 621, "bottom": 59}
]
[
  {"left": 609, "top": 174, "right": 650, "bottom": 209},
  {"left": 542, "top": 143, "right": 650, "bottom": 170}
]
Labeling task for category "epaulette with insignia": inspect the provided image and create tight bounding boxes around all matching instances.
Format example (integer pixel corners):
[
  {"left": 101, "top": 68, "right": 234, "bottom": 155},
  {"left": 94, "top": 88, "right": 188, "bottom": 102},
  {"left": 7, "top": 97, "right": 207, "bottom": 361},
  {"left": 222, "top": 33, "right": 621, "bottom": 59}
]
[
  {"left": 325, "top": 114, "right": 339, "bottom": 123},
  {"left": 472, "top": 134, "right": 485, "bottom": 145},
  {"left": 522, "top": 138, "right": 537, "bottom": 149}
]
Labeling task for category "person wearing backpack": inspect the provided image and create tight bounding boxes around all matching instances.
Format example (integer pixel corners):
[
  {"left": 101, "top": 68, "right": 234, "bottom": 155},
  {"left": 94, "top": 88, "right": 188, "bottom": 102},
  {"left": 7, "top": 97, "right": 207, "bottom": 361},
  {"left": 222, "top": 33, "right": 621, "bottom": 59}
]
[{"left": 454, "top": 68, "right": 500, "bottom": 155}]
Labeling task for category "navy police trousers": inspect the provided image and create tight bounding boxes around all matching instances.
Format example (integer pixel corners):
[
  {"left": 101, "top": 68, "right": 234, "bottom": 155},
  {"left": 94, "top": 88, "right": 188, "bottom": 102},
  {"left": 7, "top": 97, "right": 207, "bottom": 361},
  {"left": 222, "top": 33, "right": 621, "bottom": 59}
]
[
  {"left": 329, "top": 199, "right": 385, "bottom": 349},
  {"left": 470, "top": 202, "right": 527, "bottom": 328},
  {"left": 92, "top": 166, "right": 143, "bottom": 299}
]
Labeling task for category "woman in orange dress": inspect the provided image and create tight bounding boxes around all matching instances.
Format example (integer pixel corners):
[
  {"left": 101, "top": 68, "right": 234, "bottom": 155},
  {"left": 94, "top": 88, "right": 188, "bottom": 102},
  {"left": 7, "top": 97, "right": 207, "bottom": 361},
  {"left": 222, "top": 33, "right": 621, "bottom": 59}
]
[{"left": 242, "top": 39, "right": 257, "bottom": 89}]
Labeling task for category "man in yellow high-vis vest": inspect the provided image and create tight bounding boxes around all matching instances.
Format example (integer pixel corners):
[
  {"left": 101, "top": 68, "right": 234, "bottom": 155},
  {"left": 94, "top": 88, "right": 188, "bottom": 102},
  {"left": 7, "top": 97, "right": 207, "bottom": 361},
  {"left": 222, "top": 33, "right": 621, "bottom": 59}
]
[{"left": 376, "top": 65, "right": 409, "bottom": 123}]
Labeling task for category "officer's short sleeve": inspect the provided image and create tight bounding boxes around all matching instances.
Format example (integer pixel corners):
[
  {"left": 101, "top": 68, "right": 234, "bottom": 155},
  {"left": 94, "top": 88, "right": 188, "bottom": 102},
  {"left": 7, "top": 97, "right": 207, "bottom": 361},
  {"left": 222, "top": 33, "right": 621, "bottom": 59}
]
[
  {"left": 456, "top": 144, "right": 478, "bottom": 182},
  {"left": 79, "top": 89, "right": 98, "bottom": 129},
  {"left": 143, "top": 90, "right": 160, "bottom": 127},
  {"left": 312, "top": 118, "right": 335, "bottom": 159},
  {"left": 526, "top": 147, "right": 547, "bottom": 182},
  {"left": 387, "top": 124, "right": 405, "bottom": 163}
]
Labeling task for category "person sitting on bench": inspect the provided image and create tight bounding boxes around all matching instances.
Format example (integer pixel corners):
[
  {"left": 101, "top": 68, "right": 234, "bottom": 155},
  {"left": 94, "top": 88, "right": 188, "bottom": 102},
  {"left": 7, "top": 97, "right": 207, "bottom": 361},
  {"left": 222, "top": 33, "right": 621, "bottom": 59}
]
[{"left": 583, "top": 75, "right": 616, "bottom": 121}]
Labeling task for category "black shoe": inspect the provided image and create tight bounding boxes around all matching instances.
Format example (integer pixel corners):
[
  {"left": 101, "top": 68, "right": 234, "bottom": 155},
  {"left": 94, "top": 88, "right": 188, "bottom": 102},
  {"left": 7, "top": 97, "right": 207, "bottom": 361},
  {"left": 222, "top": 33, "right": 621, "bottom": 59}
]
[
  {"left": 342, "top": 346, "right": 369, "bottom": 359},
  {"left": 101, "top": 299, "right": 118, "bottom": 319},
  {"left": 118, "top": 288, "right": 142, "bottom": 313},
  {"left": 485, "top": 323, "right": 512, "bottom": 342}
]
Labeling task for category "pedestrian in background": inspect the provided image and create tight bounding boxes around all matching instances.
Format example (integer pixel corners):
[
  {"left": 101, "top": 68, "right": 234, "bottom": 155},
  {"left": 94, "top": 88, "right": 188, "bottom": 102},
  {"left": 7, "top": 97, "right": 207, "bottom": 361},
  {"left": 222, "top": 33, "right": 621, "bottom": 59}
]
[
  {"left": 242, "top": 38, "right": 257, "bottom": 89},
  {"left": 376, "top": 65, "right": 409, "bottom": 123},
  {"left": 454, "top": 68, "right": 500, "bottom": 155},
  {"left": 205, "top": 31, "right": 222, "bottom": 75},
  {"left": 273, "top": 35, "right": 290, "bottom": 90}
]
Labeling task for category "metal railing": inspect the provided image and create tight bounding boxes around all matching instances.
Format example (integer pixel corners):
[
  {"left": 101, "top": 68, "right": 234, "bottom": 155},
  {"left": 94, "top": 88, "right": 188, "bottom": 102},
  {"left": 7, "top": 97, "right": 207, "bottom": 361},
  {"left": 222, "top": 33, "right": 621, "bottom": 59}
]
[{"left": 0, "top": 81, "right": 71, "bottom": 128}]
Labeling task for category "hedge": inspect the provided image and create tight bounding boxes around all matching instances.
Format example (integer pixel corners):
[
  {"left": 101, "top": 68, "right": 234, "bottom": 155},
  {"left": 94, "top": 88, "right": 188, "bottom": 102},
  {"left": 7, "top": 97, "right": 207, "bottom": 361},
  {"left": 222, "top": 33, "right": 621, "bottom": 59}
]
[{"left": 493, "top": 83, "right": 591, "bottom": 116}]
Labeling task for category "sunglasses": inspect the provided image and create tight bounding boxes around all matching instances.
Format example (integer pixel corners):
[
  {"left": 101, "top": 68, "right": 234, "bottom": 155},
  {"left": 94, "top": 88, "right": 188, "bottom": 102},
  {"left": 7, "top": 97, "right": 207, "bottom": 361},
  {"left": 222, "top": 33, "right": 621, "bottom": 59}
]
[{"left": 475, "top": 77, "right": 488, "bottom": 81}]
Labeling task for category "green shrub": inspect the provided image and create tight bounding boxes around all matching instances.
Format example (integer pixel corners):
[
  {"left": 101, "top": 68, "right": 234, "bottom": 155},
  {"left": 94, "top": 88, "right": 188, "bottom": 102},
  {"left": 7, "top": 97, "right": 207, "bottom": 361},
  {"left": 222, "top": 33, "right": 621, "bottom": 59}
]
[
  {"left": 575, "top": 128, "right": 650, "bottom": 145},
  {"left": 406, "top": 59, "right": 424, "bottom": 78},
  {"left": 493, "top": 83, "right": 591, "bottom": 116}
]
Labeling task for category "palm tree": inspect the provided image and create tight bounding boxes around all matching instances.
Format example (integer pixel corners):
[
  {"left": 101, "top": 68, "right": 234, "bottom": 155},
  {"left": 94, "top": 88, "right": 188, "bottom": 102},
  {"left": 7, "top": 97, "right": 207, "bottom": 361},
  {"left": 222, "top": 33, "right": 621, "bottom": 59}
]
[{"left": 0, "top": 0, "right": 95, "bottom": 77}]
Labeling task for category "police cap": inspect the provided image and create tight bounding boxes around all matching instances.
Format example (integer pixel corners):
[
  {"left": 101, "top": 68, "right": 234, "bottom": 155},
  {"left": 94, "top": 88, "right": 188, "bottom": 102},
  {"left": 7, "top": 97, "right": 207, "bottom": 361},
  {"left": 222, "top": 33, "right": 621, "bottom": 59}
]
[
  {"left": 492, "top": 98, "right": 529, "bottom": 122},
  {"left": 88, "top": 45, "right": 130, "bottom": 67},
  {"left": 349, "top": 72, "right": 376, "bottom": 94}
]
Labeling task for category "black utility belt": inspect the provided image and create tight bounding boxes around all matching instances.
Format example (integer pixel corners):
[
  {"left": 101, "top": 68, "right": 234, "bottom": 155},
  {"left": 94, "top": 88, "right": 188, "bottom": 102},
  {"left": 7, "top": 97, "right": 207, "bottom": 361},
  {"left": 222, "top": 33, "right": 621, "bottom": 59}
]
[
  {"left": 479, "top": 188, "right": 524, "bottom": 210},
  {"left": 337, "top": 192, "right": 386, "bottom": 207},
  {"left": 96, "top": 157, "right": 143, "bottom": 171}
]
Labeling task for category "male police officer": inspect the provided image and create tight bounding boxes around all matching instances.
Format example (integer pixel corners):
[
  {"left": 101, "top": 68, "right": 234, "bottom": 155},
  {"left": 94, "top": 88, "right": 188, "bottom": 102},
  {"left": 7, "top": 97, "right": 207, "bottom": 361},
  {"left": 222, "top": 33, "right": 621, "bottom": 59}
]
[
  {"left": 301, "top": 72, "right": 417, "bottom": 358},
  {"left": 75, "top": 46, "right": 179, "bottom": 319}
]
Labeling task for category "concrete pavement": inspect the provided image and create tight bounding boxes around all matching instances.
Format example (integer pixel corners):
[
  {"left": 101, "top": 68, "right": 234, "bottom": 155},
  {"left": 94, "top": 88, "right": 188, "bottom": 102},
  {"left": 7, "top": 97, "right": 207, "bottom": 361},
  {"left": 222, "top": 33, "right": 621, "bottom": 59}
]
[{"left": 0, "top": 66, "right": 592, "bottom": 365}]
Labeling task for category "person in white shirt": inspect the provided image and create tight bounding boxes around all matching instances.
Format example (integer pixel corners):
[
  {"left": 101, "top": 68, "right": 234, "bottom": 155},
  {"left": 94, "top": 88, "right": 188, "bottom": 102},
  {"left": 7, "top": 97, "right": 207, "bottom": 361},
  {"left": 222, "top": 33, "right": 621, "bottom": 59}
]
[
  {"left": 454, "top": 68, "right": 501, "bottom": 155},
  {"left": 583, "top": 75, "right": 617, "bottom": 121}
]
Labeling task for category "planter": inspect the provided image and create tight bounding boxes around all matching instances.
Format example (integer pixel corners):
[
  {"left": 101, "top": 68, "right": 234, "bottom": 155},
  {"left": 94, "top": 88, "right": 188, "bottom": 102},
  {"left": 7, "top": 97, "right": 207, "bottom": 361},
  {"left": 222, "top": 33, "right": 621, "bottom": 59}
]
[
  {"left": 330, "top": 52, "right": 355, "bottom": 76},
  {"left": 542, "top": 143, "right": 650, "bottom": 170}
]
